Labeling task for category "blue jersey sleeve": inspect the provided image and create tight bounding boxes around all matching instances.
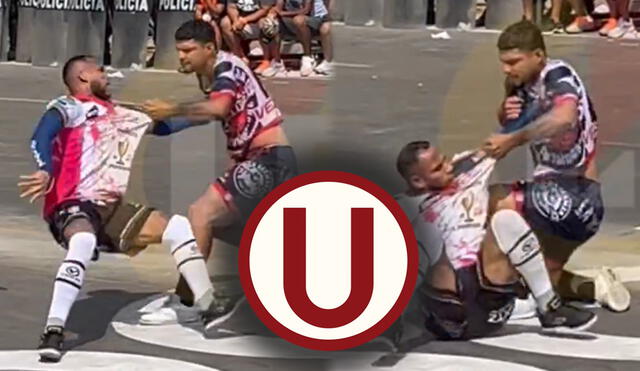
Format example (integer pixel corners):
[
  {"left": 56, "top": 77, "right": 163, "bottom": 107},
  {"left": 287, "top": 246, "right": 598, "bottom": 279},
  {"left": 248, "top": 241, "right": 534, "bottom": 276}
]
[{"left": 30, "top": 109, "right": 64, "bottom": 174}]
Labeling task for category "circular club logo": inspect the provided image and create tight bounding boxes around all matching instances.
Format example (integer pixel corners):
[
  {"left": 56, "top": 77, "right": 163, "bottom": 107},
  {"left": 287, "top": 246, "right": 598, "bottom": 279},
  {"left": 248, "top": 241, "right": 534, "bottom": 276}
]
[{"left": 239, "top": 171, "right": 418, "bottom": 351}]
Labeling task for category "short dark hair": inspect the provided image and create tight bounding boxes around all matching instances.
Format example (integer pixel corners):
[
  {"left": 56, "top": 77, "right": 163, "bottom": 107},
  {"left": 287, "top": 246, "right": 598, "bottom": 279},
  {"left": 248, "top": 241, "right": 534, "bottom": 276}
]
[
  {"left": 497, "top": 20, "right": 546, "bottom": 53},
  {"left": 396, "top": 141, "right": 431, "bottom": 178},
  {"left": 175, "top": 20, "right": 216, "bottom": 47},
  {"left": 62, "top": 55, "right": 95, "bottom": 87}
]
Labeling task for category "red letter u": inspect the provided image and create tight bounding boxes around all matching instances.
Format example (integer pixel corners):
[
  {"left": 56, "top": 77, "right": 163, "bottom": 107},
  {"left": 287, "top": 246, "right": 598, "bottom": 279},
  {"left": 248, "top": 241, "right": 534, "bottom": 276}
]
[{"left": 283, "top": 208, "right": 374, "bottom": 328}]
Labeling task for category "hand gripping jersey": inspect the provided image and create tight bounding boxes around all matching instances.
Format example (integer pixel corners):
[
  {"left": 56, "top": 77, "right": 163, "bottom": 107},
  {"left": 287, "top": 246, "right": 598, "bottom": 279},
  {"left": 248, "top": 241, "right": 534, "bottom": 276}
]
[
  {"left": 200, "top": 51, "right": 283, "bottom": 162},
  {"left": 513, "top": 59, "right": 598, "bottom": 177},
  {"left": 43, "top": 95, "right": 152, "bottom": 218},
  {"left": 397, "top": 152, "right": 496, "bottom": 271}
]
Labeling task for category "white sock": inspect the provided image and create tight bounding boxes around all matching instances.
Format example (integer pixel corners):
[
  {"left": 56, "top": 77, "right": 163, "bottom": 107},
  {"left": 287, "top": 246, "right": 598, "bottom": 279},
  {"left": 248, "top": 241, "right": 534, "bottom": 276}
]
[
  {"left": 491, "top": 210, "right": 556, "bottom": 312},
  {"left": 46, "top": 232, "right": 96, "bottom": 329},
  {"left": 163, "top": 215, "right": 214, "bottom": 311}
]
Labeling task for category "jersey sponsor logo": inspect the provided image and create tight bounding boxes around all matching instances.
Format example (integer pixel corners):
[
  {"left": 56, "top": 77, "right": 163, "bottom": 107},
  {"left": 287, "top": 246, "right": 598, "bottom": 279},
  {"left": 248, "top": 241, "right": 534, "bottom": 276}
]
[
  {"left": 460, "top": 193, "right": 475, "bottom": 223},
  {"left": 232, "top": 161, "right": 274, "bottom": 199},
  {"left": 487, "top": 301, "right": 515, "bottom": 324},
  {"left": 531, "top": 181, "right": 573, "bottom": 222},
  {"left": 86, "top": 105, "right": 100, "bottom": 120},
  {"left": 115, "top": 140, "right": 130, "bottom": 166}
]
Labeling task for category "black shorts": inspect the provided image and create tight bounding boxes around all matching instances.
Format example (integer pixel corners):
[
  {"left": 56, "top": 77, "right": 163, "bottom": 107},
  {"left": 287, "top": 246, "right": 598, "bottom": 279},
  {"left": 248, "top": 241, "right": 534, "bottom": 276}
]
[
  {"left": 214, "top": 145, "right": 298, "bottom": 220},
  {"left": 280, "top": 15, "right": 329, "bottom": 36},
  {"left": 421, "top": 263, "right": 522, "bottom": 340},
  {"left": 47, "top": 199, "right": 155, "bottom": 255},
  {"left": 513, "top": 175, "right": 604, "bottom": 244}
]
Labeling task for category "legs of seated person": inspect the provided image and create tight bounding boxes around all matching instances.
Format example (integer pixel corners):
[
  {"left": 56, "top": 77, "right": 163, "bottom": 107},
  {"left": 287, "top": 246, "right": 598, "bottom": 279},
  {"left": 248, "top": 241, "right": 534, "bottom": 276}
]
[
  {"left": 318, "top": 21, "right": 333, "bottom": 62},
  {"left": 292, "top": 15, "right": 313, "bottom": 55},
  {"left": 220, "top": 16, "right": 245, "bottom": 58}
]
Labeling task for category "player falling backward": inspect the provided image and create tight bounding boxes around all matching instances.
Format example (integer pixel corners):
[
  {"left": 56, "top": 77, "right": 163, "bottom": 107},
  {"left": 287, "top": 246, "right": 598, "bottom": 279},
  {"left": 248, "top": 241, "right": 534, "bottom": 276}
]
[
  {"left": 396, "top": 141, "right": 597, "bottom": 338},
  {"left": 19, "top": 22, "right": 295, "bottom": 360},
  {"left": 17, "top": 55, "right": 225, "bottom": 361}
]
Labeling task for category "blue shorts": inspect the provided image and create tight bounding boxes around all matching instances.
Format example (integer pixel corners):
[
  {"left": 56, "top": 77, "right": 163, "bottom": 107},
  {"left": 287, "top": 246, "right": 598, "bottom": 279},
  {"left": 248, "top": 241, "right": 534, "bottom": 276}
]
[{"left": 513, "top": 175, "right": 604, "bottom": 244}]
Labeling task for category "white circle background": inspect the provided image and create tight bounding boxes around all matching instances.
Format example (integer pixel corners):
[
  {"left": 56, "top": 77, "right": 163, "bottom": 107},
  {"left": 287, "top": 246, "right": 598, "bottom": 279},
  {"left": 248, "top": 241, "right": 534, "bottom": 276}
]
[{"left": 249, "top": 181, "right": 410, "bottom": 340}]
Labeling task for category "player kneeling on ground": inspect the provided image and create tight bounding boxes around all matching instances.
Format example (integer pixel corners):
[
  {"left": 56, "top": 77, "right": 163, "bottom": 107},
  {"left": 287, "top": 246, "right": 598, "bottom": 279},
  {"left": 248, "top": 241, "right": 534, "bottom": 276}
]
[
  {"left": 484, "top": 20, "right": 629, "bottom": 314},
  {"left": 19, "top": 55, "right": 227, "bottom": 362},
  {"left": 396, "top": 141, "right": 596, "bottom": 340}
]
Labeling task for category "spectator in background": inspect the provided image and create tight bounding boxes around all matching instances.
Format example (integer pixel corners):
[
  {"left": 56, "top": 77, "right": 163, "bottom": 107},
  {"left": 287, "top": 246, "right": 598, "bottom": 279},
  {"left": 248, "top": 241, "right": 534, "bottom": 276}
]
[
  {"left": 522, "top": 0, "right": 596, "bottom": 34},
  {"left": 221, "top": 0, "right": 280, "bottom": 75},
  {"left": 602, "top": 1, "right": 638, "bottom": 38},
  {"left": 195, "top": 0, "right": 226, "bottom": 48},
  {"left": 276, "top": 0, "right": 333, "bottom": 77},
  {"left": 564, "top": 0, "right": 596, "bottom": 33}
]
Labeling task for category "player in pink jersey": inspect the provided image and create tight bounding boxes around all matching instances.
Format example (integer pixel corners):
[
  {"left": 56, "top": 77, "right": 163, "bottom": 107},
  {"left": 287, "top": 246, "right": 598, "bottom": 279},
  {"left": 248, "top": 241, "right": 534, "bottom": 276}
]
[
  {"left": 18, "top": 55, "right": 240, "bottom": 362},
  {"left": 395, "top": 141, "right": 596, "bottom": 340},
  {"left": 142, "top": 20, "right": 297, "bottom": 334}
]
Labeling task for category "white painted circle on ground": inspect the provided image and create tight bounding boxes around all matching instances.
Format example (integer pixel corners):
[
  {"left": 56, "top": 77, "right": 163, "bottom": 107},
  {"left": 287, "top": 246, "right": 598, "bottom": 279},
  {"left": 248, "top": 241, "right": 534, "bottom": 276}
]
[
  {"left": 473, "top": 332, "right": 640, "bottom": 361},
  {"left": 328, "top": 352, "right": 548, "bottom": 371},
  {"left": 113, "top": 295, "right": 547, "bottom": 370},
  {"left": 0, "top": 350, "right": 219, "bottom": 370}
]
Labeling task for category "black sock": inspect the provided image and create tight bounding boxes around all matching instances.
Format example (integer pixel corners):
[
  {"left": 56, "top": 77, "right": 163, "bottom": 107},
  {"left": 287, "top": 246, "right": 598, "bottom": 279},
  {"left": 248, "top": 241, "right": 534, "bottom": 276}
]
[
  {"left": 175, "top": 275, "right": 194, "bottom": 307},
  {"left": 557, "top": 270, "right": 595, "bottom": 301}
]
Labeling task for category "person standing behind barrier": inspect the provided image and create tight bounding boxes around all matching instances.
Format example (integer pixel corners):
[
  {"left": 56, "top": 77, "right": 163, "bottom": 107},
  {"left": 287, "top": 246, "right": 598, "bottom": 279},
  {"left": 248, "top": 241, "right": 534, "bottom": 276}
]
[
  {"left": 275, "top": 0, "right": 333, "bottom": 77},
  {"left": 602, "top": 0, "right": 639, "bottom": 38},
  {"left": 196, "top": 0, "right": 226, "bottom": 48},
  {"left": 220, "top": 0, "right": 278, "bottom": 73},
  {"left": 522, "top": 0, "right": 596, "bottom": 34}
]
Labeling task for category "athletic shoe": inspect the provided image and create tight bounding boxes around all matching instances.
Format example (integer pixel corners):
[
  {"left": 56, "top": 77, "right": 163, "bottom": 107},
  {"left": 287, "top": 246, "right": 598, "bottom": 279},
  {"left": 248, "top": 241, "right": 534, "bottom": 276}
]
[
  {"left": 622, "top": 29, "right": 640, "bottom": 40},
  {"left": 300, "top": 56, "right": 315, "bottom": 77},
  {"left": 139, "top": 295, "right": 200, "bottom": 326},
  {"left": 541, "top": 21, "right": 564, "bottom": 35},
  {"left": 511, "top": 295, "right": 537, "bottom": 320},
  {"left": 565, "top": 16, "right": 596, "bottom": 34},
  {"left": 314, "top": 60, "right": 334, "bottom": 76},
  {"left": 203, "top": 293, "right": 245, "bottom": 332},
  {"left": 262, "top": 60, "right": 287, "bottom": 78},
  {"left": 537, "top": 295, "right": 597, "bottom": 334},
  {"left": 599, "top": 18, "right": 617, "bottom": 36},
  {"left": 608, "top": 19, "right": 635, "bottom": 39},
  {"left": 38, "top": 326, "right": 64, "bottom": 362},
  {"left": 254, "top": 60, "right": 271, "bottom": 75},
  {"left": 594, "top": 267, "right": 631, "bottom": 312}
]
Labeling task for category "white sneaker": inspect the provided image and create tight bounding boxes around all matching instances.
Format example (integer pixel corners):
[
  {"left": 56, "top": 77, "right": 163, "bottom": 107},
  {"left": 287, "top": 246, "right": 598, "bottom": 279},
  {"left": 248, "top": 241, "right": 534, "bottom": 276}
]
[
  {"left": 300, "top": 56, "right": 315, "bottom": 77},
  {"left": 262, "top": 60, "right": 287, "bottom": 78},
  {"left": 314, "top": 60, "right": 334, "bottom": 76},
  {"left": 511, "top": 295, "right": 537, "bottom": 320},
  {"left": 594, "top": 267, "right": 631, "bottom": 312},
  {"left": 608, "top": 19, "right": 635, "bottom": 39},
  {"left": 622, "top": 29, "right": 640, "bottom": 40},
  {"left": 139, "top": 296, "right": 200, "bottom": 325}
]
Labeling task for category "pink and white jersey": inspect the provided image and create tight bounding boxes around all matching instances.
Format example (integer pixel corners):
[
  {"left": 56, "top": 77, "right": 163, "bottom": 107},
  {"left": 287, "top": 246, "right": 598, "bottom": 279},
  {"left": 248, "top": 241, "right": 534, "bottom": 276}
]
[
  {"left": 397, "top": 152, "right": 496, "bottom": 270},
  {"left": 200, "top": 51, "right": 283, "bottom": 161},
  {"left": 43, "top": 95, "right": 152, "bottom": 217}
]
